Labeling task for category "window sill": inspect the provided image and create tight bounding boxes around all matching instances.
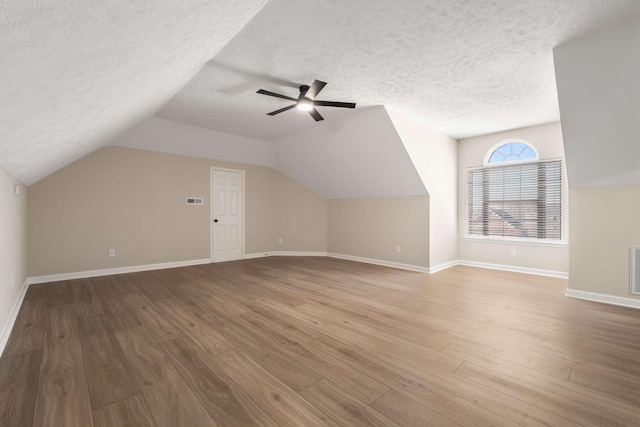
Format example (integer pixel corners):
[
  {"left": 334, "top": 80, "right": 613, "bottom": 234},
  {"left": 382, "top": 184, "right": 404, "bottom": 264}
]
[{"left": 463, "top": 235, "right": 568, "bottom": 248}]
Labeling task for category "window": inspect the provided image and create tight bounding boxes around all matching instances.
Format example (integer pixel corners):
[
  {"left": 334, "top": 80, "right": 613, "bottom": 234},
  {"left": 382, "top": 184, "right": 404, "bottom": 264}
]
[
  {"left": 486, "top": 141, "right": 537, "bottom": 164},
  {"left": 468, "top": 141, "right": 562, "bottom": 240}
]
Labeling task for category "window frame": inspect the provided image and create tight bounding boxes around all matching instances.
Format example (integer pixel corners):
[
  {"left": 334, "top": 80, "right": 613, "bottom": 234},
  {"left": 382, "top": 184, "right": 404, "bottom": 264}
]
[
  {"left": 483, "top": 138, "right": 540, "bottom": 166},
  {"left": 467, "top": 139, "right": 563, "bottom": 244}
]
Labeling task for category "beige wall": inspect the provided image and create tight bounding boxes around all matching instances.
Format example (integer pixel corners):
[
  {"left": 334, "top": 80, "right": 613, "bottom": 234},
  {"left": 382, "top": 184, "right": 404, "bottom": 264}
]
[
  {"left": 28, "top": 146, "right": 327, "bottom": 276},
  {"left": 0, "top": 167, "right": 28, "bottom": 348},
  {"left": 328, "top": 196, "right": 430, "bottom": 268},
  {"left": 274, "top": 172, "right": 327, "bottom": 252},
  {"left": 555, "top": 20, "right": 640, "bottom": 302},
  {"left": 569, "top": 186, "right": 640, "bottom": 300},
  {"left": 386, "top": 108, "right": 458, "bottom": 268},
  {"left": 457, "top": 122, "right": 569, "bottom": 274}
]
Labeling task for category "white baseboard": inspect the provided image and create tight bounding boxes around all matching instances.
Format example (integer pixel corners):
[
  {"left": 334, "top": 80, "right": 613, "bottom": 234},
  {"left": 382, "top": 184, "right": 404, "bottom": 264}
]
[
  {"left": 566, "top": 289, "right": 640, "bottom": 309},
  {"left": 327, "top": 253, "right": 430, "bottom": 274},
  {"left": 324, "top": 255, "right": 568, "bottom": 277},
  {"left": 457, "top": 260, "right": 568, "bottom": 279},
  {"left": 24, "top": 254, "right": 568, "bottom": 288},
  {"left": 244, "top": 251, "right": 328, "bottom": 260},
  {"left": 243, "top": 253, "right": 267, "bottom": 260},
  {"left": 428, "top": 260, "right": 459, "bottom": 274},
  {"left": 28, "top": 258, "right": 212, "bottom": 285},
  {"left": 0, "top": 279, "right": 30, "bottom": 356}
]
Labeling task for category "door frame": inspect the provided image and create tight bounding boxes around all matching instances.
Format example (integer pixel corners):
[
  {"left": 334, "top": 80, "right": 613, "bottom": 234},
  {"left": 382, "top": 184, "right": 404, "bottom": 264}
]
[{"left": 210, "top": 167, "right": 246, "bottom": 263}]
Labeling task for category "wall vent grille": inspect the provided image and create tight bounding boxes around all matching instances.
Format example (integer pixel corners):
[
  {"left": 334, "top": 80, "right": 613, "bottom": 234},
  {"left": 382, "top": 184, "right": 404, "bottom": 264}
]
[
  {"left": 631, "top": 247, "right": 640, "bottom": 296},
  {"left": 186, "top": 197, "right": 204, "bottom": 205}
]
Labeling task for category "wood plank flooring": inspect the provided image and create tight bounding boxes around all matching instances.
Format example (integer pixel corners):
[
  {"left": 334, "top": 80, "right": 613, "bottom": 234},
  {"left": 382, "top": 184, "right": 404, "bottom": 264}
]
[{"left": 2, "top": 257, "right": 640, "bottom": 426}]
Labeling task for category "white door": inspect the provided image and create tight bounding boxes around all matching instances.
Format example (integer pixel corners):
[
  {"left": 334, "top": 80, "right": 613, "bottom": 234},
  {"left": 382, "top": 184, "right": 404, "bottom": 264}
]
[{"left": 211, "top": 169, "right": 244, "bottom": 262}]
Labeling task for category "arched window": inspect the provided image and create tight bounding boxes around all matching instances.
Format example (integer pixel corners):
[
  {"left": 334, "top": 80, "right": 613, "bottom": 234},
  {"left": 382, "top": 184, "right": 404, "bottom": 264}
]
[
  {"left": 485, "top": 139, "right": 538, "bottom": 165},
  {"left": 469, "top": 140, "right": 561, "bottom": 240}
]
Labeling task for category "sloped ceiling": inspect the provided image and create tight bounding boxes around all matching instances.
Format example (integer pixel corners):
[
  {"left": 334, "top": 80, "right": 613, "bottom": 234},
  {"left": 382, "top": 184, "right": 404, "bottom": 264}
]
[
  {"left": 109, "top": 116, "right": 276, "bottom": 169},
  {"left": 3, "top": 0, "right": 640, "bottom": 187},
  {"left": 555, "top": 18, "right": 640, "bottom": 188},
  {"left": 0, "top": 0, "right": 268, "bottom": 185},
  {"left": 112, "top": 108, "right": 427, "bottom": 199},
  {"left": 273, "top": 107, "right": 427, "bottom": 199},
  {"left": 158, "top": 0, "right": 640, "bottom": 141}
]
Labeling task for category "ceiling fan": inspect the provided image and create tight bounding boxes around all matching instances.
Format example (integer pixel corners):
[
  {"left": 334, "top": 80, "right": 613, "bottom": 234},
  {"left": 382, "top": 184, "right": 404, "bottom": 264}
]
[{"left": 256, "top": 80, "right": 356, "bottom": 121}]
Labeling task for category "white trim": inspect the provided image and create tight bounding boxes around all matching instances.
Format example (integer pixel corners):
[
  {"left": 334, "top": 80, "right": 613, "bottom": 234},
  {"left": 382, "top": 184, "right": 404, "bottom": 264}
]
[
  {"left": 457, "top": 260, "right": 568, "bottom": 279},
  {"left": 566, "top": 289, "right": 640, "bottom": 310},
  {"left": 28, "top": 258, "right": 211, "bottom": 285},
  {"left": 244, "top": 253, "right": 270, "bottom": 260},
  {"left": 473, "top": 157, "right": 562, "bottom": 171},
  {"left": 428, "top": 260, "right": 458, "bottom": 274},
  {"left": 244, "top": 254, "right": 560, "bottom": 278},
  {"left": 463, "top": 235, "right": 568, "bottom": 248},
  {"left": 0, "top": 279, "right": 30, "bottom": 356},
  {"left": 24, "top": 254, "right": 569, "bottom": 289},
  {"left": 244, "top": 251, "right": 328, "bottom": 260},
  {"left": 211, "top": 167, "right": 245, "bottom": 263},
  {"left": 631, "top": 247, "right": 640, "bottom": 296},
  {"left": 327, "top": 253, "right": 430, "bottom": 274}
]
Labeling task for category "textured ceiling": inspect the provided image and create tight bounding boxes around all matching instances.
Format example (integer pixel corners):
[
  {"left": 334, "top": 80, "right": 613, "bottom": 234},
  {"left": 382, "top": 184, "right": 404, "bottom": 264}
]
[
  {"left": 110, "top": 116, "right": 276, "bottom": 169},
  {"left": 113, "top": 108, "right": 427, "bottom": 199},
  {"left": 555, "top": 18, "right": 640, "bottom": 188},
  {"left": 158, "top": 0, "right": 640, "bottom": 141},
  {"left": 3, "top": 0, "right": 640, "bottom": 186},
  {"left": 273, "top": 107, "right": 427, "bottom": 199},
  {"left": 0, "top": 0, "right": 268, "bottom": 185}
]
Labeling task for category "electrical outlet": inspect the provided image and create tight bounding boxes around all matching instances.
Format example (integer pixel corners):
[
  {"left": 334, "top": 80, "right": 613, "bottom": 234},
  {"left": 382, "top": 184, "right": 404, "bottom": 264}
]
[
  {"left": 278, "top": 238, "right": 283, "bottom": 244},
  {"left": 396, "top": 246, "right": 401, "bottom": 254},
  {"left": 510, "top": 248, "right": 517, "bottom": 256},
  {"left": 109, "top": 249, "right": 116, "bottom": 257}
]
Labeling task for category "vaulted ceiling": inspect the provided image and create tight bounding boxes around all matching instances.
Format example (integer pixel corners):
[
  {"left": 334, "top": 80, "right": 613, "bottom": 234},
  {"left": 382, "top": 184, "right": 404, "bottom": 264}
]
[
  {"left": 2, "top": 0, "right": 639, "bottom": 185},
  {"left": 160, "top": 0, "right": 640, "bottom": 141},
  {"left": 110, "top": 107, "right": 428, "bottom": 199},
  {"left": 0, "top": 0, "right": 269, "bottom": 185}
]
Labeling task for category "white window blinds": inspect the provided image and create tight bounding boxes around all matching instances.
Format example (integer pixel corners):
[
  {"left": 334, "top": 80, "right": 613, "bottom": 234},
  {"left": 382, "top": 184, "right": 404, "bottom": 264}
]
[{"left": 468, "top": 160, "right": 562, "bottom": 240}]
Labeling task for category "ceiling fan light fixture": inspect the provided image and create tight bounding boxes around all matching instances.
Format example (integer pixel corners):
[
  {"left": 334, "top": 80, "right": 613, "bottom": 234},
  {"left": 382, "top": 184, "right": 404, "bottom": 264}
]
[
  {"left": 257, "top": 80, "right": 356, "bottom": 122},
  {"left": 296, "top": 98, "right": 313, "bottom": 111}
]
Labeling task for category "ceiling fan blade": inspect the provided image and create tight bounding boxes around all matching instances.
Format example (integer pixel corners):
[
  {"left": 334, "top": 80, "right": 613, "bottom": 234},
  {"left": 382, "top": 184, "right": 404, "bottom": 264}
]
[
  {"left": 267, "top": 104, "right": 297, "bottom": 116},
  {"left": 313, "top": 100, "right": 356, "bottom": 109},
  {"left": 257, "top": 89, "right": 297, "bottom": 102},
  {"left": 306, "top": 80, "right": 327, "bottom": 99},
  {"left": 308, "top": 107, "right": 324, "bottom": 121}
]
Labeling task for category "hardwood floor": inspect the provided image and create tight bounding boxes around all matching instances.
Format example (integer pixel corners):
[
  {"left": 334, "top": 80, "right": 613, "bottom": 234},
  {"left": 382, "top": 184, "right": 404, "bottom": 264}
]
[{"left": 2, "top": 257, "right": 640, "bottom": 426}]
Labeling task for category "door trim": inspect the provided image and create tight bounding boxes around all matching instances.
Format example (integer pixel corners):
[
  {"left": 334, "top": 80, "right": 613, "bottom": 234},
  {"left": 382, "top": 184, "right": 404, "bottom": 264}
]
[{"left": 210, "top": 167, "right": 245, "bottom": 262}]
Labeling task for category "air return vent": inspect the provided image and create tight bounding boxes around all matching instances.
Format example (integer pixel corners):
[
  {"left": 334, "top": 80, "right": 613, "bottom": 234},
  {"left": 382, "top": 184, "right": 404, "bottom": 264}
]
[
  {"left": 631, "top": 247, "right": 640, "bottom": 295},
  {"left": 186, "top": 197, "right": 204, "bottom": 205}
]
